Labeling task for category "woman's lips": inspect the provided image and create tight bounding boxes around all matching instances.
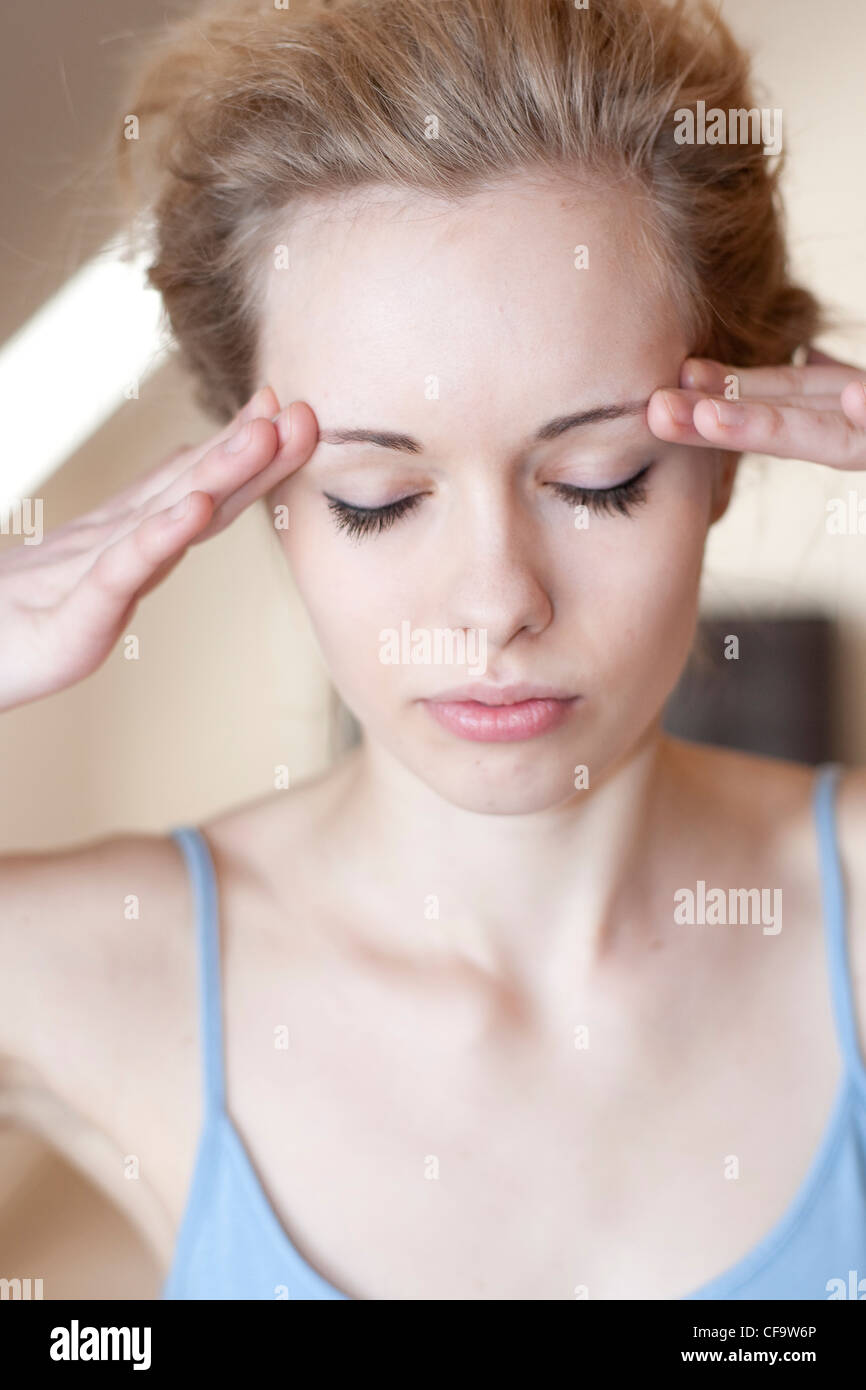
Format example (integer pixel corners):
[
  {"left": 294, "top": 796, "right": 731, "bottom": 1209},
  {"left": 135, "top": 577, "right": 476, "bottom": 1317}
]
[{"left": 422, "top": 695, "right": 580, "bottom": 742}]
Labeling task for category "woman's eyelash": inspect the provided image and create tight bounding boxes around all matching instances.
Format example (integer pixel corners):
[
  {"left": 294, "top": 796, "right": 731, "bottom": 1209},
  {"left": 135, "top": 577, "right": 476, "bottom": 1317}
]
[
  {"left": 547, "top": 462, "right": 653, "bottom": 517},
  {"left": 324, "top": 462, "right": 653, "bottom": 539},
  {"left": 325, "top": 491, "right": 423, "bottom": 539}
]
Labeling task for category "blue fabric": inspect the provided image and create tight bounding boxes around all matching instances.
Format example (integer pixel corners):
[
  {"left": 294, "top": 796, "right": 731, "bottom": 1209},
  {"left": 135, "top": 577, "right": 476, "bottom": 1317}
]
[{"left": 162, "top": 763, "right": 866, "bottom": 1300}]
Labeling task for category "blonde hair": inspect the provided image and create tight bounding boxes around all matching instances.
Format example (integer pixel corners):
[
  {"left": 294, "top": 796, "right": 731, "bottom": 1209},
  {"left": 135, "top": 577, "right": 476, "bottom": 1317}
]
[{"left": 116, "top": 0, "right": 830, "bottom": 425}]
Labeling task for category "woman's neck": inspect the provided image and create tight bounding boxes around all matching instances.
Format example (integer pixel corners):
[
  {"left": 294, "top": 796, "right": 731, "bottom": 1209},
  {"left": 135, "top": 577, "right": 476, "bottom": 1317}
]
[{"left": 322, "top": 722, "right": 683, "bottom": 1012}]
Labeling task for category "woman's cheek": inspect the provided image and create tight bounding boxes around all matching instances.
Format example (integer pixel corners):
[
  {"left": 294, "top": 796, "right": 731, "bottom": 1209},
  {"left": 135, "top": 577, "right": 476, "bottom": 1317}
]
[
  {"left": 596, "top": 503, "right": 709, "bottom": 702},
  {"left": 287, "top": 523, "right": 408, "bottom": 706}
]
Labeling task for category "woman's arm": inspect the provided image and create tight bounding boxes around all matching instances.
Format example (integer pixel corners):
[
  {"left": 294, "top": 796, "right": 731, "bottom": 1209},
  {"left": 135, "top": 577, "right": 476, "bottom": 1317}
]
[{"left": 1, "top": 835, "right": 181, "bottom": 1115}]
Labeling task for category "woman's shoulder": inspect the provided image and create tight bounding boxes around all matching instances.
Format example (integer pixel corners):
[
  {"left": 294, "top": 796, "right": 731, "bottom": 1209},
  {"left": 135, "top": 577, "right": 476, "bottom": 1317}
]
[
  {"left": 0, "top": 829, "right": 191, "bottom": 1072},
  {"left": 665, "top": 735, "right": 865, "bottom": 826},
  {"left": 0, "top": 825, "right": 201, "bottom": 1235},
  {"left": 666, "top": 737, "right": 864, "bottom": 879},
  {"left": 667, "top": 736, "right": 866, "bottom": 1053}
]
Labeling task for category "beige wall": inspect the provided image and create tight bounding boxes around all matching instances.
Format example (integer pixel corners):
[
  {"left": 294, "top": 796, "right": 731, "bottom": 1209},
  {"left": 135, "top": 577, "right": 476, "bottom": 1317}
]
[{"left": 1, "top": 0, "right": 864, "bottom": 1300}]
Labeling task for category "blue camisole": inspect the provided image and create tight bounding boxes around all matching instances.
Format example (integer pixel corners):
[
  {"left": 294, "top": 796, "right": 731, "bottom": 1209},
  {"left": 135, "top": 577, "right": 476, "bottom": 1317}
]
[{"left": 161, "top": 762, "right": 866, "bottom": 1300}]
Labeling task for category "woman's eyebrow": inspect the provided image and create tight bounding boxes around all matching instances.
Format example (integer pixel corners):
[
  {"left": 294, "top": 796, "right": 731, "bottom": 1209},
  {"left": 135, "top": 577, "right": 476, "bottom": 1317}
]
[{"left": 317, "top": 398, "right": 649, "bottom": 453}]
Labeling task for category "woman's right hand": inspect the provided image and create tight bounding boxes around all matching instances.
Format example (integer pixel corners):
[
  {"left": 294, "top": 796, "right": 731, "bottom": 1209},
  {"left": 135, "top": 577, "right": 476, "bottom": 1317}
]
[{"left": 0, "top": 386, "right": 317, "bottom": 713}]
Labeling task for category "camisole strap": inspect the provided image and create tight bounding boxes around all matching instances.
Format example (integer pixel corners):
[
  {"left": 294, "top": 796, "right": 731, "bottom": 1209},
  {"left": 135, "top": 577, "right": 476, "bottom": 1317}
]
[
  {"left": 813, "top": 762, "right": 866, "bottom": 1090},
  {"left": 169, "top": 825, "right": 227, "bottom": 1117}
]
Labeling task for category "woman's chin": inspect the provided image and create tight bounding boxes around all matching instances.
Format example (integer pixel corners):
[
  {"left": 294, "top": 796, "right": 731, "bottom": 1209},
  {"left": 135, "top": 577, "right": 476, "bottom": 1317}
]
[
  {"left": 435, "top": 781, "right": 585, "bottom": 816},
  {"left": 399, "top": 737, "right": 592, "bottom": 815}
]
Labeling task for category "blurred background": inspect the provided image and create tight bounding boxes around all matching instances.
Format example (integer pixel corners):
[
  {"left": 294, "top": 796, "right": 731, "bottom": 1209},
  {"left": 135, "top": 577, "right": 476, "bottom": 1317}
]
[{"left": 0, "top": 0, "right": 864, "bottom": 1298}]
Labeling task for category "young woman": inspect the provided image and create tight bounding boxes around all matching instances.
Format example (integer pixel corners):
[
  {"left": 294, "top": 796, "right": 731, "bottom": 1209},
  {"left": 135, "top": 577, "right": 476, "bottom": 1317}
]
[{"left": 3, "top": 0, "right": 866, "bottom": 1301}]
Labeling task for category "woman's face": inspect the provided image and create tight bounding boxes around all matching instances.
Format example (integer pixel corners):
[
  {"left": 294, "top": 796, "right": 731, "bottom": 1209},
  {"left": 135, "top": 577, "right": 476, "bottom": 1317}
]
[{"left": 260, "top": 176, "right": 733, "bottom": 813}]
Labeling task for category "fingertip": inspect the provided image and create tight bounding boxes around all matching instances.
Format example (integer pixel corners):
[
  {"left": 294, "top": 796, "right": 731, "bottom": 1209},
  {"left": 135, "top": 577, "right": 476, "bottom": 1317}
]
[
  {"left": 270, "top": 402, "right": 297, "bottom": 453},
  {"left": 680, "top": 358, "right": 722, "bottom": 391},
  {"left": 241, "top": 384, "right": 280, "bottom": 423},
  {"left": 841, "top": 379, "right": 866, "bottom": 423},
  {"left": 647, "top": 389, "right": 691, "bottom": 436}
]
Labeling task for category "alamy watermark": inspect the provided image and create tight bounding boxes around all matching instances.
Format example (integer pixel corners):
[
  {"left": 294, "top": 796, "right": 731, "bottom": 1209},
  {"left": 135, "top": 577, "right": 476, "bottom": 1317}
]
[
  {"left": 826, "top": 490, "right": 866, "bottom": 535},
  {"left": 0, "top": 498, "right": 43, "bottom": 544},
  {"left": 1, "top": 1276, "right": 43, "bottom": 1299},
  {"left": 49, "top": 1320, "right": 151, "bottom": 1370},
  {"left": 379, "top": 621, "right": 487, "bottom": 675},
  {"left": 674, "top": 881, "right": 782, "bottom": 935},
  {"left": 674, "top": 101, "right": 783, "bottom": 157},
  {"left": 826, "top": 1270, "right": 866, "bottom": 1299}
]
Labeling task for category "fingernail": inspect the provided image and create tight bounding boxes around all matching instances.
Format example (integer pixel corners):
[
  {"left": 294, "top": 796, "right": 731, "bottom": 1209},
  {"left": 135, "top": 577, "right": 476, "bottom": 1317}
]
[
  {"left": 710, "top": 400, "right": 746, "bottom": 427},
  {"left": 662, "top": 391, "right": 695, "bottom": 426},
  {"left": 272, "top": 403, "right": 294, "bottom": 447},
  {"left": 226, "top": 422, "right": 252, "bottom": 453}
]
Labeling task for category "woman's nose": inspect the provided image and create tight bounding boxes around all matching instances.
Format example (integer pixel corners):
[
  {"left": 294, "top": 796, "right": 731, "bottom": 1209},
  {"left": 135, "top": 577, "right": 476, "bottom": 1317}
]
[{"left": 436, "top": 498, "right": 554, "bottom": 647}]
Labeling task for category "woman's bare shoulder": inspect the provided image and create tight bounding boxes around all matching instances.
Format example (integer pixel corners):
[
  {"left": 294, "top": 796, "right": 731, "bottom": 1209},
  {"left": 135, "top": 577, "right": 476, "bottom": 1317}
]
[
  {"left": 0, "top": 828, "right": 208, "bottom": 1257},
  {"left": 0, "top": 829, "right": 193, "bottom": 1113},
  {"left": 676, "top": 737, "right": 865, "bottom": 840},
  {"left": 667, "top": 736, "right": 866, "bottom": 1059},
  {"left": 666, "top": 736, "right": 864, "bottom": 871},
  {"left": 663, "top": 735, "right": 816, "bottom": 806}
]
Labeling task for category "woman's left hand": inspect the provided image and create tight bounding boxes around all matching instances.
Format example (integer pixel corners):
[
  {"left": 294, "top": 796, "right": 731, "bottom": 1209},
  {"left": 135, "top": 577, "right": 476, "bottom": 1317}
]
[{"left": 646, "top": 347, "right": 866, "bottom": 469}]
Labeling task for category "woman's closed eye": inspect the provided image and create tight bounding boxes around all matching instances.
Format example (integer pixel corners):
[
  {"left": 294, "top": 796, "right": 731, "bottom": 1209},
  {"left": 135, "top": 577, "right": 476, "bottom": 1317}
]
[
  {"left": 324, "top": 490, "right": 426, "bottom": 540},
  {"left": 547, "top": 461, "right": 653, "bottom": 518},
  {"left": 324, "top": 460, "right": 654, "bottom": 540}
]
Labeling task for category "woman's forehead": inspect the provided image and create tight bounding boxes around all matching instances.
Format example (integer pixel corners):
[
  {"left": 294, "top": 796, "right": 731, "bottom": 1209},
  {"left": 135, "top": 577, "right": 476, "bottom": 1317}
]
[{"left": 256, "top": 180, "right": 678, "bottom": 398}]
